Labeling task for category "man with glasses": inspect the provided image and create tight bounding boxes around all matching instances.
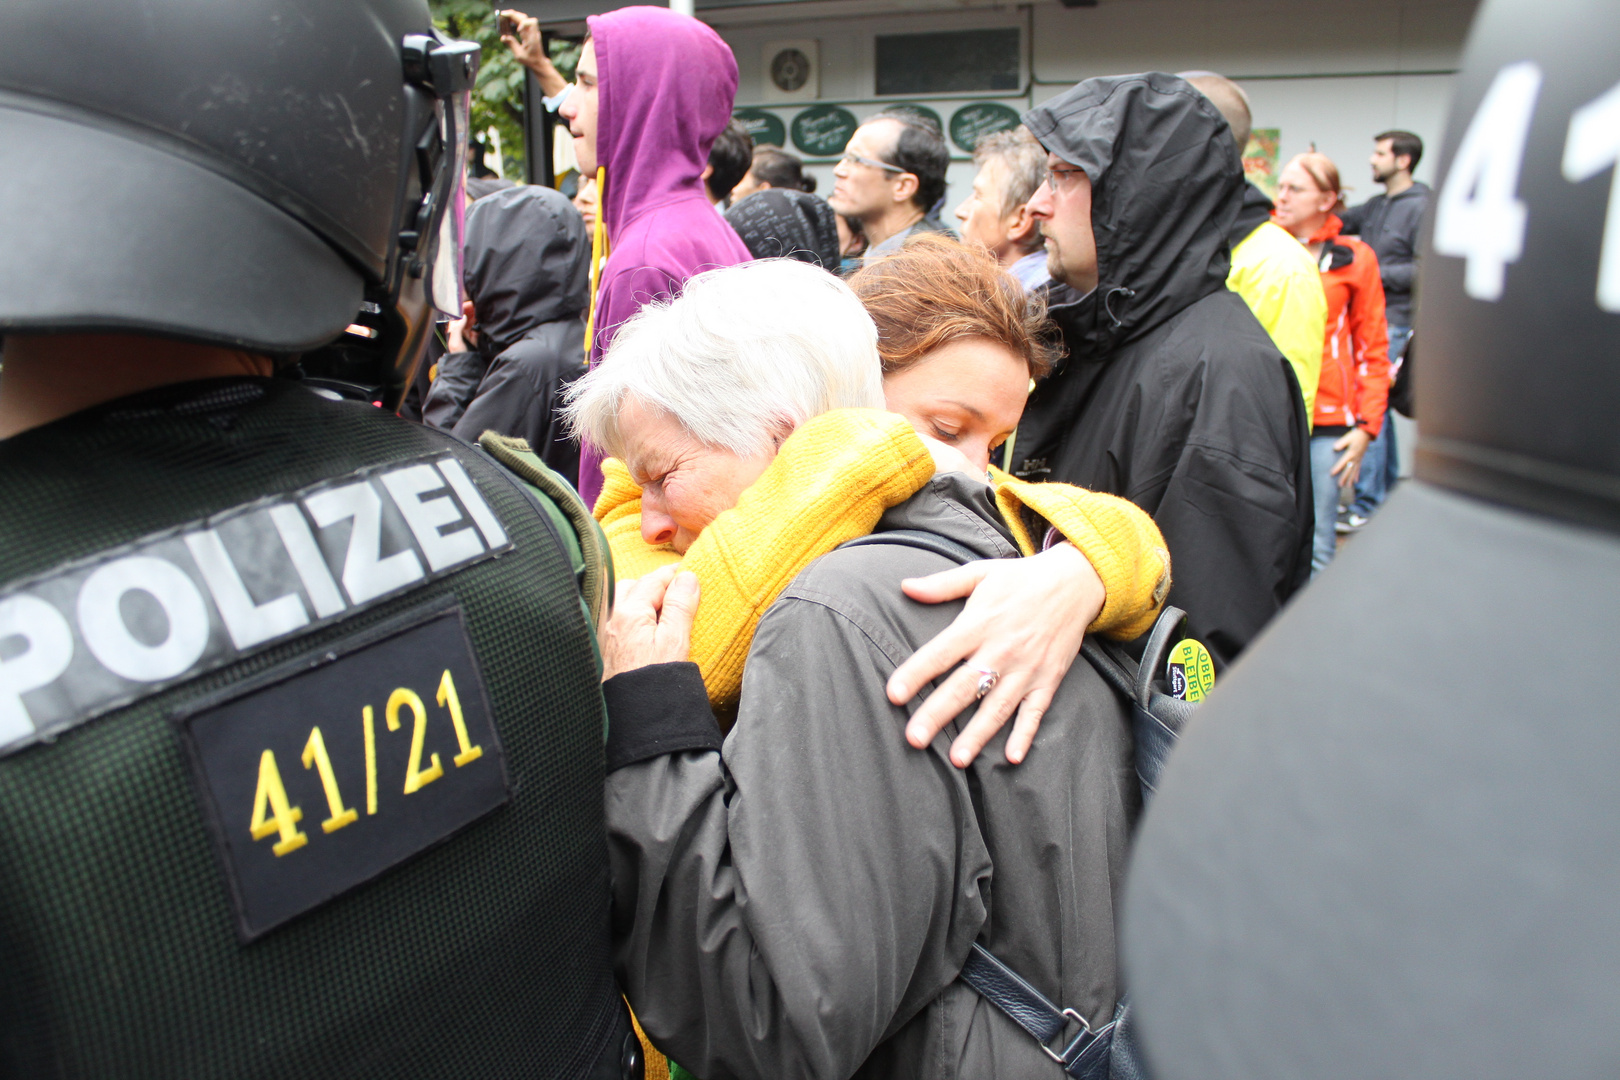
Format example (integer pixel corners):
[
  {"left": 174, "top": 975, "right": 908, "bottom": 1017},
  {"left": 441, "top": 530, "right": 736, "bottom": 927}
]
[
  {"left": 828, "top": 108, "right": 952, "bottom": 262},
  {"left": 1009, "top": 73, "right": 1313, "bottom": 667}
]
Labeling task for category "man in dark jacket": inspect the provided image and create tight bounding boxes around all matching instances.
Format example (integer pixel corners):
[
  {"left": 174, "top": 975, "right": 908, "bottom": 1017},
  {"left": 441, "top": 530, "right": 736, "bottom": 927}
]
[
  {"left": 1340, "top": 130, "right": 1430, "bottom": 527},
  {"left": 423, "top": 185, "right": 589, "bottom": 485},
  {"left": 1011, "top": 73, "right": 1312, "bottom": 665}
]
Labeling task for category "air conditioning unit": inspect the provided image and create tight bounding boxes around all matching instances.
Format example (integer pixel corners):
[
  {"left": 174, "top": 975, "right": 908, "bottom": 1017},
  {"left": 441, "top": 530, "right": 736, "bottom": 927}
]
[{"left": 761, "top": 39, "right": 819, "bottom": 104}]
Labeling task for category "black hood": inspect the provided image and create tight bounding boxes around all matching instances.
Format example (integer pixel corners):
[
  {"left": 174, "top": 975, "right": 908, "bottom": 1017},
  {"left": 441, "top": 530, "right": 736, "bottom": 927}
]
[
  {"left": 1022, "top": 73, "right": 1244, "bottom": 360},
  {"left": 723, "top": 189, "right": 841, "bottom": 269},
  {"left": 463, "top": 185, "right": 589, "bottom": 357}
]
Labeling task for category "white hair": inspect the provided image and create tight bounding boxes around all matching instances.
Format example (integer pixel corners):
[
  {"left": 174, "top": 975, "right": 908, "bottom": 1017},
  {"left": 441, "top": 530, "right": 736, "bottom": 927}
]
[{"left": 563, "top": 259, "right": 884, "bottom": 459}]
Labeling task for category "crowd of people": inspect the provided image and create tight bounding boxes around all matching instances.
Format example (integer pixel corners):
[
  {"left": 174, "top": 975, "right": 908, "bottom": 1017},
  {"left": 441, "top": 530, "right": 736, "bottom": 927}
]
[
  {"left": 0, "top": 1, "right": 1443, "bottom": 1076},
  {"left": 403, "top": 10, "right": 1433, "bottom": 1075},
  {"left": 452, "top": 11, "right": 1430, "bottom": 662}
]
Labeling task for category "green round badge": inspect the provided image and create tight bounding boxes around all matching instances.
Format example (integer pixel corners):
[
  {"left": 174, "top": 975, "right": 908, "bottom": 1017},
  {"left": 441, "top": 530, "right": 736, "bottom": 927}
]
[
  {"left": 949, "top": 101, "right": 1022, "bottom": 154},
  {"left": 733, "top": 108, "right": 786, "bottom": 149},
  {"left": 1167, "top": 639, "right": 1216, "bottom": 702},
  {"left": 791, "top": 105, "right": 859, "bottom": 158},
  {"left": 889, "top": 103, "right": 944, "bottom": 135}
]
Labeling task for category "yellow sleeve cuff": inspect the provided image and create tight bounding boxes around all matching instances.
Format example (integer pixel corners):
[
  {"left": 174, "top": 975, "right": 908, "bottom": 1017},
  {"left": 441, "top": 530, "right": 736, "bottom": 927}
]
[
  {"left": 989, "top": 468, "right": 1171, "bottom": 640},
  {"left": 690, "top": 409, "right": 933, "bottom": 710}
]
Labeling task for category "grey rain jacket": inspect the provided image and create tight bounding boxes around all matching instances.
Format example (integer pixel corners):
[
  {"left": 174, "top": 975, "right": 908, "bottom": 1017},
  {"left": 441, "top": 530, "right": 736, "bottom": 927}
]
[
  {"left": 421, "top": 186, "right": 589, "bottom": 485},
  {"left": 1011, "top": 73, "right": 1312, "bottom": 667},
  {"left": 605, "top": 471, "right": 1137, "bottom": 1080},
  {"left": 1338, "top": 180, "right": 1431, "bottom": 327}
]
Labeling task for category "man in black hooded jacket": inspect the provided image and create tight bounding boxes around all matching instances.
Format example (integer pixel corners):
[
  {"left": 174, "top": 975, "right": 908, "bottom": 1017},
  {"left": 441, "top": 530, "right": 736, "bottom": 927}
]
[
  {"left": 1011, "top": 73, "right": 1312, "bottom": 665},
  {"left": 424, "top": 185, "right": 589, "bottom": 484}
]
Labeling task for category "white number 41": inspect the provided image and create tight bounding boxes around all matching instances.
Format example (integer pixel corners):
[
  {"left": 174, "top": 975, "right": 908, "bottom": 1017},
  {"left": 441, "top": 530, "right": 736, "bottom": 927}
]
[{"left": 1435, "top": 61, "right": 1620, "bottom": 312}]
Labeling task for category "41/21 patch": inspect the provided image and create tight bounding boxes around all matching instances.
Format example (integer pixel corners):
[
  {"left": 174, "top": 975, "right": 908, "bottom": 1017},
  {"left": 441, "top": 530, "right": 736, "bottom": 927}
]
[{"left": 178, "top": 604, "right": 508, "bottom": 940}]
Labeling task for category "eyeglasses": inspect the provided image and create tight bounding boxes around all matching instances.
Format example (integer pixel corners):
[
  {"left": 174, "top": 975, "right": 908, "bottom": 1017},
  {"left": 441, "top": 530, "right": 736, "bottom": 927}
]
[
  {"left": 1044, "top": 164, "right": 1088, "bottom": 195},
  {"left": 839, "top": 151, "right": 906, "bottom": 175}
]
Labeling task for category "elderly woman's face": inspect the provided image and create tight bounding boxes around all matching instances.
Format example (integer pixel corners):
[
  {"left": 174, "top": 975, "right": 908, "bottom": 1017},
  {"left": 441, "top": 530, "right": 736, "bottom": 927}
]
[
  {"left": 619, "top": 397, "right": 779, "bottom": 554},
  {"left": 883, "top": 336, "right": 1028, "bottom": 473}
]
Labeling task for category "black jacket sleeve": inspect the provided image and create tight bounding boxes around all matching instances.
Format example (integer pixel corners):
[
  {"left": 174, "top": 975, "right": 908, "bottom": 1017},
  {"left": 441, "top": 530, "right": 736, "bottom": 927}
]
[
  {"left": 602, "top": 662, "right": 721, "bottom": 771},
  {"left": 605, "top": 595, "right": 990, "bottom": 1080},
  {"left": 421, "top": 350, "right": 489, "bottom": 431},
  {"left": 450, "top": 322, "right": 585, "bottom": 485}
]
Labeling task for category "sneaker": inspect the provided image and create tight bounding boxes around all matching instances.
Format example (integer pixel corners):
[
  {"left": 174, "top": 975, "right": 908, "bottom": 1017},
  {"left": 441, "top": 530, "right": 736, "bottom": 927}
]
[{"left": 1336, "top": 510, "right": 1370, "bottom": 535}]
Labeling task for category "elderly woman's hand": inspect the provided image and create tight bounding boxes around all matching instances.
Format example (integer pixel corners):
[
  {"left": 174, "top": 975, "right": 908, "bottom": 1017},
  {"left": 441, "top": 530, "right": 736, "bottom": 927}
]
[
  {"left": 886, "top": 542, "right": 1104, "bottom": 767},
  {"left": 602, "top": 565, "right": 701, "bottom": 681}
]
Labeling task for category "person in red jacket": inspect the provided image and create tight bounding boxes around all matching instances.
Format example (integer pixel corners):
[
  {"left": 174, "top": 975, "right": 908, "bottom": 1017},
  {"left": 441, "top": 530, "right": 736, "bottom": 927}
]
[{"left": 1274, "top": 151, "right": 1390, "bottom": 574}]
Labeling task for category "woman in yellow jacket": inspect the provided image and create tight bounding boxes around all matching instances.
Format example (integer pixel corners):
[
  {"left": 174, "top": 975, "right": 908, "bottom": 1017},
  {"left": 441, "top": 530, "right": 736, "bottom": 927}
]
[{"left": 586, "top": 236, "right": 1170, "bottom": 767}]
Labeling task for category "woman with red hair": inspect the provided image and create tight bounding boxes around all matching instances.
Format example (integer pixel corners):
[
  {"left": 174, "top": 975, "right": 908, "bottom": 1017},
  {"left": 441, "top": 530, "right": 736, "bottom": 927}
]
[{"left": 1273, "top": 151, "right": 1390, "bottom": 574}]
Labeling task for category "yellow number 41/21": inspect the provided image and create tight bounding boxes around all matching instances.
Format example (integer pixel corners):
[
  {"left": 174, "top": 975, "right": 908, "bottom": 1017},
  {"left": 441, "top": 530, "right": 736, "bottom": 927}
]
[{"left": 250, "top": 668, "right": 484, "bottom": 857}]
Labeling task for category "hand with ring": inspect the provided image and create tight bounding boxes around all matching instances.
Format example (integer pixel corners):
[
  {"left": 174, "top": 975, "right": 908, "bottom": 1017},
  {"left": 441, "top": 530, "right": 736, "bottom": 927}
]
[
  {"left": 971, "top": 666, "right": 999, "bottom": 700},
  {"left": 887, "top": 541, "right": 1105, "bottom": 768}
]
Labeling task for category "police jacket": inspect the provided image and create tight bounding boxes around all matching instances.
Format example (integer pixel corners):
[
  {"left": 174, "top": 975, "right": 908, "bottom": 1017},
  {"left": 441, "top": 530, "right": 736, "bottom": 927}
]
[
  {"left": 606, "top": 472, "right": 1136, "bottom": 1080},
  {"left": 0, "top": 378, "right": 622, "bottom": 1078},
  {"left": 1011, "top": 74, "right": 1313, "bottom": 666}
]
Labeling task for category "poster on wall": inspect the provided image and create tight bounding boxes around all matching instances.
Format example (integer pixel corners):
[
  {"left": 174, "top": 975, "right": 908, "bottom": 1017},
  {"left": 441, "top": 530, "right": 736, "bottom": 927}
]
[
  {"left": 734, "top": 108, "right": 787, "bottom": 149},
  {"left": 791, "top": 105, "right": 859, "bottom": 158},
  {"left": 948, "top": 102, "right": 1021, "bottom": 154},
  {"left": 735, "top": 101, "right": 1030, "bottom": 162},
  {"left": 1244, "top": 128, "right": 1281, "bottom": 197},
  {"left": 887, "top": 103, "right": 944, "bottom": 136}
]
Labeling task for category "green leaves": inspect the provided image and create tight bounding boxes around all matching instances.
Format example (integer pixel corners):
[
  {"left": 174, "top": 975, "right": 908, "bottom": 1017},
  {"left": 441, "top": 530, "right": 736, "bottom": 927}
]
[{"left": 429, "top": 0, "right": 525, "bottom": 178}]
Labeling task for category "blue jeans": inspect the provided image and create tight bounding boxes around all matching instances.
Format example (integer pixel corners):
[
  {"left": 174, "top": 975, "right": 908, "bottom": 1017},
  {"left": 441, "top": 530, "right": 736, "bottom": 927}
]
[
  {"left": 1350, "top": 323, "right": 1410, "bottom": 518},
  {"left": 1310, "top": 433, "right": 1343, "bottom": 576}
]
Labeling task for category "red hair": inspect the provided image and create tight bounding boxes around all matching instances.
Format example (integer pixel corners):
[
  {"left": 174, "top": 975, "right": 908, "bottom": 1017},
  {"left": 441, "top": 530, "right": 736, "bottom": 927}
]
[
  {"left": 1286, "top": 152, "right": 1346, "bottom": 212},
  {"left": 847, "top": 233, "right": 1056, "bottom": 379}
]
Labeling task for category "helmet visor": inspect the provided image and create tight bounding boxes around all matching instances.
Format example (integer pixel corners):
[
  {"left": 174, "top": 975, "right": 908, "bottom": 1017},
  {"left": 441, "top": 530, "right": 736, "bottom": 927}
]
[{"left": 426, "top": 87, "right": 471, "bottom": 316}]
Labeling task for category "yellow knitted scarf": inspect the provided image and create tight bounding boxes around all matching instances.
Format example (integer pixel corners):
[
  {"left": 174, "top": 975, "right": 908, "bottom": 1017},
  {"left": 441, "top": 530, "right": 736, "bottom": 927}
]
[{"left": 596, "top": 409, "right": 1170, "bottom": 712}]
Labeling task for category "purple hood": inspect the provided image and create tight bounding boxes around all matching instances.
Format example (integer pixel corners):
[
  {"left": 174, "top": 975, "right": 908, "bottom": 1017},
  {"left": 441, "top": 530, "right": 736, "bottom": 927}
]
[
  {"left": 590, "top": 6, "right": 735, "bottom": 239},
  {"left": 578, "top": 6, "right": 752, "bottom": 505}
]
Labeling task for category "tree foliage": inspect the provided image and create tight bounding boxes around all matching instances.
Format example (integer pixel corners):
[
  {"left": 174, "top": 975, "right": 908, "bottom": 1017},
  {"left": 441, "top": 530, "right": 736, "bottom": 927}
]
[
  {"left": 429, "top": 1, "right": 580, "bottom": 180},
  {"left": 429, "top": 1, "right": 522, "bottom": 177}
]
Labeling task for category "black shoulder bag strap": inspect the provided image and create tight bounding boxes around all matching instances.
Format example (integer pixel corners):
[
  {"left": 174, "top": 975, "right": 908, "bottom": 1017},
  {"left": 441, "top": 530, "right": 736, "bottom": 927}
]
[{"left": 839, "top": 528, "right": 1193, "bottom": 1079}]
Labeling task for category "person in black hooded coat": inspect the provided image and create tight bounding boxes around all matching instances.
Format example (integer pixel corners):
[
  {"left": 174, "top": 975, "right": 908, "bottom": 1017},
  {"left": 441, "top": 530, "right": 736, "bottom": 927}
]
[
  {"left": 724, "top": 188, "right": 842, "bottom": 269},
  {"left": 423, "top": 184, "right": 589, "bottom": 484},
  {"left": 1011, "top": 73, "right": 1313, "bottom": 666}
]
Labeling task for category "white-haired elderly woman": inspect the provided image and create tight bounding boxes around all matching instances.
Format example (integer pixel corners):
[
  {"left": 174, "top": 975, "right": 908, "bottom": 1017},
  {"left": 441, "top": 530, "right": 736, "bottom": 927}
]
[
  {"left": 578, "top": 239, "right": 1169, "bottom": 762},
  {"left": 574, "top": 247, "right": 1163, "bottom": 1078}
]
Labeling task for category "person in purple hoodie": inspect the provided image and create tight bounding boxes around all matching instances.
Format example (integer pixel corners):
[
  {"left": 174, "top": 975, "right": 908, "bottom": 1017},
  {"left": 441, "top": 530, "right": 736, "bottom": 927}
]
[{"left": 559, "top": 5, "right": 753, "bottom": 506}]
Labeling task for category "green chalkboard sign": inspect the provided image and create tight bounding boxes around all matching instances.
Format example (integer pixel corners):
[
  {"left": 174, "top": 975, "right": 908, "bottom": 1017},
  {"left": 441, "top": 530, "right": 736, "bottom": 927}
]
[
  {"left": 791, "top": 105, "right": 859, "bottom": 158},
  {"left": 733, "top": 108, "right": 786, "bottom": 149},
  {"left": 949, "top": 102, "right": 1023, "bottom": 154},
  {"left": 888, "top": 103, "right": 944, "bottom": 135}
]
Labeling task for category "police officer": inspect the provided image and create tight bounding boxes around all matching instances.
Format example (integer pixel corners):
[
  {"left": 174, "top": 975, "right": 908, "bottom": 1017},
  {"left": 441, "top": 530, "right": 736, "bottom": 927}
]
[
  {"left": 1117, "top": 0, "right": 1620, "bottom": 1076},
  {"left": 0, "top": 3, "right": 638, "bottom": 1077}
]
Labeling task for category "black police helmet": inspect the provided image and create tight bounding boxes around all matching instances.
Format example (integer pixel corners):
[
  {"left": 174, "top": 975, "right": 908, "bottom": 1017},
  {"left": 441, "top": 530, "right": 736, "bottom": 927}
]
[
  {"left": 0, "top": 1, "right": 477, "bottom": 408},
  {"left": 1120, "top": 1, "right": 1620, "bottom": 1077}
]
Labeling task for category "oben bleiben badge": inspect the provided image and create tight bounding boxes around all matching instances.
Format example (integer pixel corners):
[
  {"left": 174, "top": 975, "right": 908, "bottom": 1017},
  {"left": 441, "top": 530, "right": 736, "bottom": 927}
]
[{"left": 1167, "top": 638, "right": 1215, "bottom": 702}]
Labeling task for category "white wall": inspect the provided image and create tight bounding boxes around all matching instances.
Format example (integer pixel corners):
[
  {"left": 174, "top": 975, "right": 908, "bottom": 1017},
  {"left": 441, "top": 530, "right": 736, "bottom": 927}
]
[
  {"left": 1028, "top": 0, "right": 1477, "bottom": 193},
  {"left": 704, "top": 0, "right": 1478, "bottom": 218},
  {"left": 716, "top": 7, "right": 1028, "bottom": 222}
]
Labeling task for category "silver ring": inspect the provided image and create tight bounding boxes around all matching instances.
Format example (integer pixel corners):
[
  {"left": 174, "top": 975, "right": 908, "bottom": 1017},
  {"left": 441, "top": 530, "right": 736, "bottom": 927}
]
[{"left": 972, "top": 666, "right": 999, "bottom": 700}]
